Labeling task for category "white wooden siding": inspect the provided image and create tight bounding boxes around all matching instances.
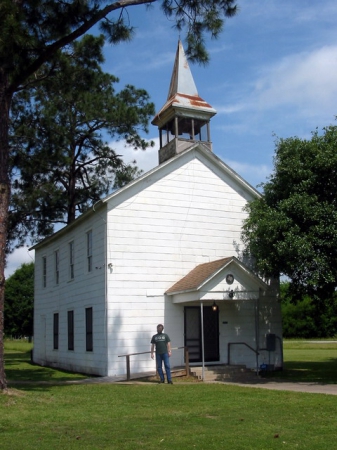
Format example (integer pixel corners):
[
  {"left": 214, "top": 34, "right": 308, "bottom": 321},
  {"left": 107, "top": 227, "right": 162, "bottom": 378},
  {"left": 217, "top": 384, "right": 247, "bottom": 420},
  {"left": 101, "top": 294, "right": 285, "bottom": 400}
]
[
  {"left": 105, "top": 152, "right": 273, "bottom": 375},
  {"left": 33, "top": 208, "right": 108, "bottom": 375}
]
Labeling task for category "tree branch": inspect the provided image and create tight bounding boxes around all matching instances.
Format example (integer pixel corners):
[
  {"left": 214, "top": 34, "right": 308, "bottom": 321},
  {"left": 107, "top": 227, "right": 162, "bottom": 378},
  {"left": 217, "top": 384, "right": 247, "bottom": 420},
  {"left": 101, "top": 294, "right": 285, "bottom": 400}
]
[{"left": 9, "top": 0, "right": 157, "bottom": 93}]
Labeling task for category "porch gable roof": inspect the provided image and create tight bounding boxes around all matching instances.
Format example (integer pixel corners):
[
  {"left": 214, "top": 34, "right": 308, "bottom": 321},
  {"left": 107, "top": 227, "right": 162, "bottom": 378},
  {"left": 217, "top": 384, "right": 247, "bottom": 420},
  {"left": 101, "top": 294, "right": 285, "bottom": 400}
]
[{"left": 165, "top": 256, "right": 267, "bottom": 296}]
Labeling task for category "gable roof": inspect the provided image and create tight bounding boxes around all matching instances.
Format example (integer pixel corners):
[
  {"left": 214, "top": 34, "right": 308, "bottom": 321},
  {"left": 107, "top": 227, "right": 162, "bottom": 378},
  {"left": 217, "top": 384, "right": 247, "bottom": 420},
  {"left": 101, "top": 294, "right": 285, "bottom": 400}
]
[
  {"left": 31, "top": 144, "right": 261, "bottom": 251},
  {"left": 166, "top": 257, "right": 232, "bottom": 294},
  {"left": 165, "top": 256, "right": 267, "bottom": 295},
  {"left": 103, "top": 143, "right": 261, "bottom": 205}
]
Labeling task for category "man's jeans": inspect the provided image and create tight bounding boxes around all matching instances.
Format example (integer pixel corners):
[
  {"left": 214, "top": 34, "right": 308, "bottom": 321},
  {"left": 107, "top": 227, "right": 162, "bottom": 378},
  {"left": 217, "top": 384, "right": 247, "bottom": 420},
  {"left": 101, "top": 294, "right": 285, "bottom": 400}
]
[{"left": 156, "top": 352, "right": 172, "bottom": 382}]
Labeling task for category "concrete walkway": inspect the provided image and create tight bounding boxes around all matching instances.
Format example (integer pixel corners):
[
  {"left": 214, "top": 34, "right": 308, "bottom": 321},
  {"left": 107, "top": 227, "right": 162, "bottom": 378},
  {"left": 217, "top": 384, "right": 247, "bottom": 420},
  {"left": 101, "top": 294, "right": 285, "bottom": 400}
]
[
  {"left": 219, "top": 379, "right": 337, "bottom": 395},
  {"left": 106, "top": 378, "right": 337, "bottom": 395},
  {"left": 8, "top": 371, "right": 337, "bottom": 395},
  {"left": 63, "top": 372, "right": 337, "bottom": 396}
]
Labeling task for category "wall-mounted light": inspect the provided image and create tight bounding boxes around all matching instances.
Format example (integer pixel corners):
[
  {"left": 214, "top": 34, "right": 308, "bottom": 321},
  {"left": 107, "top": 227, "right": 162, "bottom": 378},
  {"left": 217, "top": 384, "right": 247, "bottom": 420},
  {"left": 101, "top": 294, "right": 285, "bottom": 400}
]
[
  {"left": 212, "top": 301, "right": 218, "bottom": 312},
  {"left": 228, "top": 290, "right": 235, "bottom": 299}
]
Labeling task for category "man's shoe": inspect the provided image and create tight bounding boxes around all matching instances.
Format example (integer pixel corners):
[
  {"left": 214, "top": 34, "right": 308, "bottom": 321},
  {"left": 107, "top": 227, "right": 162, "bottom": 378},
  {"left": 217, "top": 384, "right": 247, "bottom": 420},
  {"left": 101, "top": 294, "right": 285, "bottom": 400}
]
[
  {"left": 158, "top": 380, "right": 165, "bottom": 384},
  {"left": 168, "top": 380, "right": 173, "bottom": 384}
]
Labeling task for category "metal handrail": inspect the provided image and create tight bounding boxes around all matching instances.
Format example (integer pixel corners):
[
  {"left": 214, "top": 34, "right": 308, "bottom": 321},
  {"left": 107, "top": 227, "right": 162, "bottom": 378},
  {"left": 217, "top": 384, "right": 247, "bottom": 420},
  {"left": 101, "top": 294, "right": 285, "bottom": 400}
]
[
  {"left": 227, "top": 342, "right": 260, "bottom": 374},
  {"left": 118, "top": 346, "right": 190, "bottom": 381}
]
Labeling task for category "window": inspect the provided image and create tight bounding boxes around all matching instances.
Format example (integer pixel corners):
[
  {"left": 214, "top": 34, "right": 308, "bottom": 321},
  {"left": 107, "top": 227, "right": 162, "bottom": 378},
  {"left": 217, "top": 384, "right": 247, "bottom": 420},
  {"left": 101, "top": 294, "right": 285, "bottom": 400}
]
[
  {"left": 53, "top": 313, "right": 59, "bottom": 350},
  {"left": 42, "top": 256, "right": 47, "bottom": 287},
  {"left": 85, "top": 307, "right": 93, "bottom": 352},
  {"left": 69, "top": 241, "right": 74, "bottom": 279},
  {"left": 55, "top": 250, "right": 60, "bottom": 284},
  {"left": 87, "top": 231, "right": 92, "bottom": 272},
  {"left": 68, "top": 310, "right": 74, "bottom": 350}
]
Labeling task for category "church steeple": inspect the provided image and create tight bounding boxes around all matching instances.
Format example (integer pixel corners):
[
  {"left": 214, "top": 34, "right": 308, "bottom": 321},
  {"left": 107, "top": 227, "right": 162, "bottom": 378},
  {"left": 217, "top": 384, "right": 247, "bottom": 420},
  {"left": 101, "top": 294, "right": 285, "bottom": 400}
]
[{"left": 152, "top": 41, "right": 217, "bottom": 164}]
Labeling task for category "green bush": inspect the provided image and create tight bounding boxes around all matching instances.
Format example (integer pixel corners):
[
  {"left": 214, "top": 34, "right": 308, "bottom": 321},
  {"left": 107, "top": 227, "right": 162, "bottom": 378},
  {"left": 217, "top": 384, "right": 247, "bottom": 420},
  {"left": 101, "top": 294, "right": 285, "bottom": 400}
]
[
  {"left": 281, "top": 282, "right": 337, "bottom": 338},
  {"left": 5, "top": 262, "right": 34, "bottom": 337}
]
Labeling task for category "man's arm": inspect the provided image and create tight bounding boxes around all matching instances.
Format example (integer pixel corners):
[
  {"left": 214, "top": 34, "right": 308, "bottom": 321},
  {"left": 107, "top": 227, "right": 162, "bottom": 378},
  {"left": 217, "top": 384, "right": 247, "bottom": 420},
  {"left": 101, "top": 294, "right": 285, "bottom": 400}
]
[
  {"left": 167, "top": 340, "right": 171, "bottom": 356},
  {"left": 151, "top": 343, "right": 155, "bottom": 359}
]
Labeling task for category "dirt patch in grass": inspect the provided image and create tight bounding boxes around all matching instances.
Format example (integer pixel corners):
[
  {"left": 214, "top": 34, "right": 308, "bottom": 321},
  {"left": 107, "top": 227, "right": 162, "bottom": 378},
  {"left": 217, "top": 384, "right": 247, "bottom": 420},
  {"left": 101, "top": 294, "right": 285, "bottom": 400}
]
[
  {"left": 134, "top": 374, "right": 200, "bottom": 383},
  {"left": 1, "top": 388, "right": 26, "bottom": 397}
]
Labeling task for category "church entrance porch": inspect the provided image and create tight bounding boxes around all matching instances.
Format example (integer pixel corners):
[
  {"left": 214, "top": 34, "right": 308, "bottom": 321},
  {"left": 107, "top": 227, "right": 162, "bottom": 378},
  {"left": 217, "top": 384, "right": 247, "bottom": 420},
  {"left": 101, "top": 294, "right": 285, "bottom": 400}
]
[{"left": 184, "top": 306, "right": 219, "bottom": 363}]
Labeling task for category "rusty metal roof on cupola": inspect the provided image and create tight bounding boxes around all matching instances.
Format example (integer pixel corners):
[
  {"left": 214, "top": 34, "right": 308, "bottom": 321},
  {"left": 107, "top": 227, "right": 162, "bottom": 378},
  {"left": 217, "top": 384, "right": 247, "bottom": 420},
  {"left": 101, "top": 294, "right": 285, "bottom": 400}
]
[{"left": 152, "top": 40, "right": 217, "bottom": 126}]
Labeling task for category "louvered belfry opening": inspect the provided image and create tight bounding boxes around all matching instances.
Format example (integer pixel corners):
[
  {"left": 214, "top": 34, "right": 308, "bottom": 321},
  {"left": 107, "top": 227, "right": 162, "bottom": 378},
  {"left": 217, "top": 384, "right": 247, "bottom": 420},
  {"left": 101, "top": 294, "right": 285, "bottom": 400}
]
[{"left": 152, "top": 41, "right": 217, "bottom": 164}]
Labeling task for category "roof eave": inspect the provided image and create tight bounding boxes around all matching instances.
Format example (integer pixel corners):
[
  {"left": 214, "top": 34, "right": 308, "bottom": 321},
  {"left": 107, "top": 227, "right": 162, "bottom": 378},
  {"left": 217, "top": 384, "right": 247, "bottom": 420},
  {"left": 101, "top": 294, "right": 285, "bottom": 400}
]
[
  {"left": 29, "top": 200, "right": 105, "bottom": 251},
  {"left": 152, "top": 96, "right": 216, "bottom": 127}
]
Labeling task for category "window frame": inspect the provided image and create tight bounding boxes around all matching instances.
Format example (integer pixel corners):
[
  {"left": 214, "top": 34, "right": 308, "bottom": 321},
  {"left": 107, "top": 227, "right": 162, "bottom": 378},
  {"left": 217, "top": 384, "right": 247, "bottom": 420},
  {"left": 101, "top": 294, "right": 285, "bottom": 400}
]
[
  {"left": 86, "top": 230, "right": 93, "bottom": 273},
  {"left": 55, "top": 249, "right": 60, "bottom": 285},
  {"left": 42, "top": 256, "right": 47, "bottom": 288},
  {"left": 67, "top": 310, "right": 74, "bottom": 351},
  {"left": 69, "top": 241, "right": 74, "bottom": 280},
  {"left": 53, "top": 313, "right": 59, "bottom": 350},
  {"left": 85, "top": 307, "right": 93, "bottom": 352}
]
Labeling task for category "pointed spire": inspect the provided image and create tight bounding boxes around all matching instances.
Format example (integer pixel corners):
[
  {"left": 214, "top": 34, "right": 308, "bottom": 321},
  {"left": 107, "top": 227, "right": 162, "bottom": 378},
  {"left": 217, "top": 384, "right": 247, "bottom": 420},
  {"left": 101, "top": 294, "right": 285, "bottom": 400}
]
[
  {"left": 167, "top": 40, "right": 198, "bottom": 99},
  {"left": 152, "top": 40, "right": 216, "bottom": 128}
]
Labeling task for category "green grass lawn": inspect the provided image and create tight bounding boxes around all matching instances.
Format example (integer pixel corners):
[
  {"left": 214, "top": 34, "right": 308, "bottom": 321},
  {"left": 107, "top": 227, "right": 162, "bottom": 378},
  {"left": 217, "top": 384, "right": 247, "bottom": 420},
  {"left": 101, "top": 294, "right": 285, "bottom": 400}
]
[
  {"left": 267, "top": 340, "right": 337, "bottom": 383},
  {"left": 1, "top": 340, "right": 336, "bottom": 450},
  {"left": 4, "top": 340, "right": 87, "bottom": 383}
]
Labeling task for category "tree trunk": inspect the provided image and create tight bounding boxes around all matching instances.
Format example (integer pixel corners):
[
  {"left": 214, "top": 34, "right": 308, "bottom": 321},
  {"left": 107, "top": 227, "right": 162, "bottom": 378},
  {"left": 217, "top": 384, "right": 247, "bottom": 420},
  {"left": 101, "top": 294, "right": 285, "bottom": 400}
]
[{"left": 0, "top": 70, "right": 11, "bottom": 391}]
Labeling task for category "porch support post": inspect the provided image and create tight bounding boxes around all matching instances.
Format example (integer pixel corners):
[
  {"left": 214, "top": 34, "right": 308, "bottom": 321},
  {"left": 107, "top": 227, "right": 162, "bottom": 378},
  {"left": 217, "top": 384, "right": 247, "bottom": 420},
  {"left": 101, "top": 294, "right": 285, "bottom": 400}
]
[
  {"left": 200, "top": 301, "right": 205, "bottom": 381},
  {"left": 255, "top": 295, "right": 260, "bottom": 375}
]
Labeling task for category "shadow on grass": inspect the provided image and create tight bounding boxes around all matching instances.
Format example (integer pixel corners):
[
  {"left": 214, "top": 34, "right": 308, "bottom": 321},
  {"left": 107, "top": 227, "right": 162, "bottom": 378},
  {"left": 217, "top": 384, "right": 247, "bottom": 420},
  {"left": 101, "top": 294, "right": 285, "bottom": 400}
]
[
  {"left": 5, "top": 351, "right": 88, "bottom": 385},
  {"left": 5, "top": 348, "right": 337, "bottom": 390},
  {"left": 263, "top": 358, "right": 337, "bottom": 384}
]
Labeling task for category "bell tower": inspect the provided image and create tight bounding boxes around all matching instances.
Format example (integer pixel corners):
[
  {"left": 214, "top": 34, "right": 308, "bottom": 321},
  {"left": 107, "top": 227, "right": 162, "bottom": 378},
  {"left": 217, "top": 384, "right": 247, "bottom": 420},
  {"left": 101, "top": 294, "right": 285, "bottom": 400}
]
[{"left": 152, "top": 41, "right": 217, "bottom": 164}]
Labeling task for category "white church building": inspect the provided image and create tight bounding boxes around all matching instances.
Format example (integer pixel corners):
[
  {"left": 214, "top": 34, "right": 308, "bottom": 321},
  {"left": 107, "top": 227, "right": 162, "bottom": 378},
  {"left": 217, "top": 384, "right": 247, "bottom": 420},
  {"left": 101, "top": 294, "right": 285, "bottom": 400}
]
[{"left": 32, "top": 41, "right": 283, "bottom": 377}]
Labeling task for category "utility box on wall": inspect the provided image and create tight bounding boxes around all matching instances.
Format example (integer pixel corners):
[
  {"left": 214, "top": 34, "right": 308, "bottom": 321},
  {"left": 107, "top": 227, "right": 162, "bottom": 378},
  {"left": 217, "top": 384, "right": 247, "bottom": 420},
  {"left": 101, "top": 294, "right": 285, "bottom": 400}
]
[{"left": 266, "top": 333, "right": 276, "bottom": 352}]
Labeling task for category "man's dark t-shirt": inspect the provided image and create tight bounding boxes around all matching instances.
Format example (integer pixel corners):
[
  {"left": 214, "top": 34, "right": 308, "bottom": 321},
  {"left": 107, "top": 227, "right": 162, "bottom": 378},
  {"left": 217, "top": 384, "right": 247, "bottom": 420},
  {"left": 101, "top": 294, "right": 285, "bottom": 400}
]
[{"left": 151, "top": 333, "right": 170, "bottom": 354}]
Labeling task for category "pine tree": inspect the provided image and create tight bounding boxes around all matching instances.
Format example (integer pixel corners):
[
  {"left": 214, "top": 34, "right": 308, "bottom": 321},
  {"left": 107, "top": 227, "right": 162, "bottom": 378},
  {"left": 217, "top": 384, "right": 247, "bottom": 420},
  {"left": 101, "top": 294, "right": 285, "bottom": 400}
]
[{"left": 9, "top": 35, "right": 152, "bottom": 248}]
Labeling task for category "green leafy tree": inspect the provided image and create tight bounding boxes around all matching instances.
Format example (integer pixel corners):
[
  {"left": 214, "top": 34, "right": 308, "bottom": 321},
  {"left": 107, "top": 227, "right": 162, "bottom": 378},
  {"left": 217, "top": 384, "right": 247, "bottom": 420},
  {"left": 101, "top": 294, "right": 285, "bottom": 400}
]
[
  {"left": 9, "top": 34, "right": 151, "bottom": 248},
  {"left": 0, "top": 0, "right": 238, "bottom": 391},
  {"left": 242, "top": 125, "right": 337, "bottom": 329},
  {"left": 280, "top": 282, "right": 316, "bottom": 339},
  {"left": 4, "top": 263, "right": 34, "bottom": 338},
  {"left": 280, "top": 282, "right": 337, "bottom": 338}
]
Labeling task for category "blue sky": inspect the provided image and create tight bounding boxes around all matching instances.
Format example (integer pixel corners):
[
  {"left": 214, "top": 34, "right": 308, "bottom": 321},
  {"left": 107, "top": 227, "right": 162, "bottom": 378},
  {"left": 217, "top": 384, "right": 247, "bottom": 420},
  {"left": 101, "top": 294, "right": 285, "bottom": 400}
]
[
  {"left": 6, "top": 0, "right": 337, "bottom": 276},
  {"left": 102, "top": 0, "right": 337, "bottom": 187}
]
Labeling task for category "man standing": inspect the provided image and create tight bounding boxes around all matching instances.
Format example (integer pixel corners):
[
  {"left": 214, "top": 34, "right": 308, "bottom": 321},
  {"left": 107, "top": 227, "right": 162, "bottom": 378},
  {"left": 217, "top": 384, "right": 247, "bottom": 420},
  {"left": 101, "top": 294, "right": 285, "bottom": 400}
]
[{"left": 151, "top": 324, "right": 173, "bottom": 384}]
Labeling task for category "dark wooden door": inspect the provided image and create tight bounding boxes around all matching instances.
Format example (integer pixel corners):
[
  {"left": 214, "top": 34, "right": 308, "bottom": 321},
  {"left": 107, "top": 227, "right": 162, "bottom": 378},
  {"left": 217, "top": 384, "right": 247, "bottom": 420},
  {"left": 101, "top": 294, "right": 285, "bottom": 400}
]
[{"left": 184, "top": 306, "right": 219, "bottom": 362}]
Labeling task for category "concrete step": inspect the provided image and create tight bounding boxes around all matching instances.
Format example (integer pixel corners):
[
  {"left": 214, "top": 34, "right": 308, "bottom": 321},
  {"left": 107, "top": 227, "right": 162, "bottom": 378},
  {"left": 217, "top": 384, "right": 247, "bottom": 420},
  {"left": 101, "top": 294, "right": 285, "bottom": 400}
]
[{"left": 190, "top": 365, "right": 260, "bottom": 382}]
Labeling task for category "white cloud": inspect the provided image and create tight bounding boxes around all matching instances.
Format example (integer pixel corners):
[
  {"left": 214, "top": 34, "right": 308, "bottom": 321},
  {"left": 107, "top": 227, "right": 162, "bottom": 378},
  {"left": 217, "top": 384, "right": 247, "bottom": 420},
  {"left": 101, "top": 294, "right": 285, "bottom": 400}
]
[
  {"left": 5, "top": 247, "right": 35, "bottom": 279},
  {"left": 215, "top": 45, "right": 337, "bottom": 127},
  {"left": 292, "top": 1, "right": 337, "bottom": 24},
  {"left": 240, "top": 0, "right": 337, "bottom": 28},
  {"left": 254, "top": 46, "right": 337, "bottom": 116},
  {"left": 109, "top": 138, "right": 159, "bottom": 174},
  {"left": 215, "top": 104, "right": 245, "bottom": 114}
]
